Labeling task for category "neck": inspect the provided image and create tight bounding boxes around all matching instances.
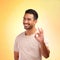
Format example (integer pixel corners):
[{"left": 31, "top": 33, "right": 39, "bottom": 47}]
[{"left": 25, "top": 27, "right": 37, "bottom": 36}]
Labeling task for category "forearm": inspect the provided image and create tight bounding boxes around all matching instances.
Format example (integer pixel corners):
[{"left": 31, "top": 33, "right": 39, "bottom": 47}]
[
  {"left": 14, "top": 58, "right": 18, "bottom": 60},
  {"left": 14, "top": 57, "right": 19, "bottom": 60},
  {"left": 40, "top": 41, "right": 50, "bottom": 58},
  {"left": 14, "top": 51, "right": 19, "bottom": 60}
]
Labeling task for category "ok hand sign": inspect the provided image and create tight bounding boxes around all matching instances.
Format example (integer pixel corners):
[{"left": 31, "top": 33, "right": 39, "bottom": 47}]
[{"left": 35, "top": 28, "right": 44, "bottom": 43}]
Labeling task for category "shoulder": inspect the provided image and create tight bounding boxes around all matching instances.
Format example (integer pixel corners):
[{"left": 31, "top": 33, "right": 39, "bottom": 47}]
[
  {"left": 15, "top": 32, "right": 25, "bottom": 43},
  {"left": 16, "top": 32, "right": 25, "bottom": 39}
]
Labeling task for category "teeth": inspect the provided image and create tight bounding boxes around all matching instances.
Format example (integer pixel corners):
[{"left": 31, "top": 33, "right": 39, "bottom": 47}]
[{"left": 24, "top": 24, "right": 28, "bottom": 26}]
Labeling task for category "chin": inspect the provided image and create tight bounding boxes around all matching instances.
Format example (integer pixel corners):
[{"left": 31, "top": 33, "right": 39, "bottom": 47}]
[
  {"left": 24, "top": 26, "right": 33, "bottom": 30},
  {"left": 24, "top": 27, "right": 28, "bottom": 29},
  {"left": 24, "top": 27, "right": 32, "bottom": 30}
]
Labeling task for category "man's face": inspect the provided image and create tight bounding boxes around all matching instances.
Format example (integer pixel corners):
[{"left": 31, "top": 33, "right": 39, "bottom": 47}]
[{"left": 23, "top": 13, "right": 37, "bottom": 30}]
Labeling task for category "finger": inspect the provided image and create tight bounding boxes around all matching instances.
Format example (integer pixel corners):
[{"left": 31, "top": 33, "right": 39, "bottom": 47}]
[
  {"left": 35, "top": 33, "right": 39, "bottom": 40},
  {"left": 38, "top": 28, "right": 43, "bottom": 34},
  {"left": 36, "top": 33, "right": 40, "bottom": 36}
]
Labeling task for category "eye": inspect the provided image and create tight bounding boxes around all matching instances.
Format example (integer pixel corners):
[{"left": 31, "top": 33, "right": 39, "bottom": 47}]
[
  {"left": 23, "top": 18, "right": 25, "bottom": 20},
  {"left": 27, "top": 18, "right": 31, "bottom": 21},
  {"left": 23, "top": 17, "right": 26, "bottom": 21},
  {"left": 23, "top": 17, "right": 31, "bottom": 21}
]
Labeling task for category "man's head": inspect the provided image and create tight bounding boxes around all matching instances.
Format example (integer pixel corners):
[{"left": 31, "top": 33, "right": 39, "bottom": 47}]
[{"left": 23, "top": 9, "right": 38, "bottom": 30}]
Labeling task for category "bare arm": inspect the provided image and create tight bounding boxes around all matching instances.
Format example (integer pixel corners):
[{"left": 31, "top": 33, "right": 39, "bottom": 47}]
[
  {"left": 14, "top": 51, "right": 19, "bottom": 60},
  {"left": 40, "top": 42, "right": 50, "bottom": 58},
  {"left": 35, "top": 28, "right": 50, "bottom": 58}
]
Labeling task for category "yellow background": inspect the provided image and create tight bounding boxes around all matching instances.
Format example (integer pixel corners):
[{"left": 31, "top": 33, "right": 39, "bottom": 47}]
[{"left": 0, "top": 0, "right": 60, "bottom": 60}]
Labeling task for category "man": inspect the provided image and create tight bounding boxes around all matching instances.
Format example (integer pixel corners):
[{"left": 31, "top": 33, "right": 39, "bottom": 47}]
[{"left": 14, "top": 9, "right": 50, "bottom": 60}]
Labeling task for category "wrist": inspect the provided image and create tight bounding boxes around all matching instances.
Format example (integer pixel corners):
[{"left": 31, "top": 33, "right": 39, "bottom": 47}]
[{"left": 39, "top": 41, "right": 45, "bottom": 46}]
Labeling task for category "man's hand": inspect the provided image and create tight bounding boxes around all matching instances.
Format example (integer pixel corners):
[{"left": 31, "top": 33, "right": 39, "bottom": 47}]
[
  {"left": 35, "top": 28, "right": 50, "bottom": 58},
  {"left": 35, "top": 28, "right": 44, "bottom": 44}
]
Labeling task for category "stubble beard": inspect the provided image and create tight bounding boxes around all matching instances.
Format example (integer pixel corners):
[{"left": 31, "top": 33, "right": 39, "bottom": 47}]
[{"left": 24, "top": 25, "right": 33, "bottom": 30}]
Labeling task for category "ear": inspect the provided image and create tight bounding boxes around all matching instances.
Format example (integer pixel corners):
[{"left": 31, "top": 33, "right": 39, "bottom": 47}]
[
  {"left": 34, "top": 20, "right": 37, "bottom": 24},
  {"left": 33, "top": 20, "right": 37, "bottom": 25}
]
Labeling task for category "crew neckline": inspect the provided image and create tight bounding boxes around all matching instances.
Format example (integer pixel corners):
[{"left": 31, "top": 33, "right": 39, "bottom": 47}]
[{"left": 24, "top": 30, "right": 37, "bottom": 37}]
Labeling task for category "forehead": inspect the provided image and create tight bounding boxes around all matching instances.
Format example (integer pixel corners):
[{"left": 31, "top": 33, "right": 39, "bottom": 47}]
[{"left": 24, "top": 13, "right": 34, "bottom": 18}]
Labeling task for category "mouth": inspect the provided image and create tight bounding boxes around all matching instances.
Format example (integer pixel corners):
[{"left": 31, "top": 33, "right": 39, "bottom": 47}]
[
  {"left": 24, "top": 24, "right": 29, "bottom": 27},
  {"left": 23, "top": 23, "right": 30, "bottom": 26}
]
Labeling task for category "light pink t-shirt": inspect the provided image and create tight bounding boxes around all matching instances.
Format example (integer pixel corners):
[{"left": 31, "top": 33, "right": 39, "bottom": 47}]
[{"left": 14, "top": 31, "right": 48, "bottom": 60}]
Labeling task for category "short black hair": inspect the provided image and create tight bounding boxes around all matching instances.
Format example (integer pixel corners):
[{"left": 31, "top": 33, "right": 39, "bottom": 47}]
[{"left": 25, "top": 9, "right": 38, "bottom": 20}]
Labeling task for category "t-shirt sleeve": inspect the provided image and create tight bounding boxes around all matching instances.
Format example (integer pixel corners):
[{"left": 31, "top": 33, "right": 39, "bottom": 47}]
[{"left": 14, "top": 37, "right": 19, "bottom": 52}]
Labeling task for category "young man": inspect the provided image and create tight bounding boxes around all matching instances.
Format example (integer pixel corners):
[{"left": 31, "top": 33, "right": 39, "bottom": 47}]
[{"left": 14, "top": 9, "right": 50, "bottom": 60}]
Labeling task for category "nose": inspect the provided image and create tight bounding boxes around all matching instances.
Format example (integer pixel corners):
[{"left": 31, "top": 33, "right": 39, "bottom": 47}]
[{"left": 23, "top": 19, "right": 28, "bottom": 23}]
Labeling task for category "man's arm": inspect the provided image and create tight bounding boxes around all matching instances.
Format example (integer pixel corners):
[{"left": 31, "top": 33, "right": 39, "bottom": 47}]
[
  {"left": 40, "top": 42, "right": 50, "bottom": 58},
  {"left": 14, "top": 51, "right": 19, "bottom": 60},
  {"left": 35, "top": 28, "right": 50, "bottom": 58}
]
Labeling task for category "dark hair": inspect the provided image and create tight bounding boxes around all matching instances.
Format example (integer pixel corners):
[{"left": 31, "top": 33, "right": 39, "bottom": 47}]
[{"left": 25, "top": 9, "right": 38, "bottom": 20}]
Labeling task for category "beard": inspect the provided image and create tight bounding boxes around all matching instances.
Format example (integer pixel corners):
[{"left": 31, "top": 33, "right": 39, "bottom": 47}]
[{"left": 23, "top": 23, "right": 33, "bottom": 30}]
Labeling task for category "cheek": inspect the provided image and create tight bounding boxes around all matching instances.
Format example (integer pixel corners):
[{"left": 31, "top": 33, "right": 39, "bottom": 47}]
[
  {"left": 23, "top": 21, "right": 24, "bottom": 24},
  {"left": 29, "top": 21, "right": 34, "bottom": 24},
  {"left": 29, "top": 22, "right": 34, "bottom": 25},
  {"left": 23, "top": 20, "right": 24, "bottom": 23}
]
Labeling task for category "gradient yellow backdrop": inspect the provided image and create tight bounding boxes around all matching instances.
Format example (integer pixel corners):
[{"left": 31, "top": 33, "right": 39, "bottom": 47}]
[{"left": 0, "top": 0, "right": 60, "bottom": 60}]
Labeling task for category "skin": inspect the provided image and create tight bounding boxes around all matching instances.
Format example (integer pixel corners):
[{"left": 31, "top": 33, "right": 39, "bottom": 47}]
[
  {"left": 14, "top": 13, "right": 50, "bottom": 60},
  {"left": 14, "top": 52, "right": 19, "bottom": 60},
  {"left": 35, "top": 28, "right": 50, "bottom": 58}
]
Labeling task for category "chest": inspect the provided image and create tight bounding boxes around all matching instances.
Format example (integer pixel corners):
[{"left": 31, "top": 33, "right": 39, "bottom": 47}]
[{"left": 18, "top": 36, "right": 39, "bottom": 52}]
